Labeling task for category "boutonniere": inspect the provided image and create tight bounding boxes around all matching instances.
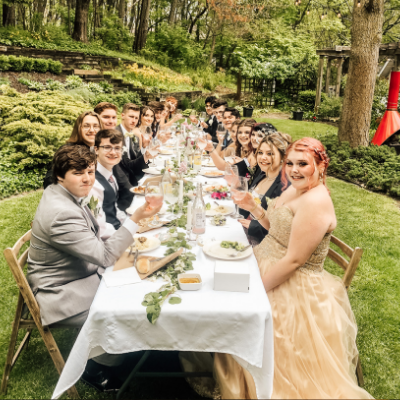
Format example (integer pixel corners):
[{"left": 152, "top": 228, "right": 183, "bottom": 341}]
[
  {"left": 126, "top": 132, "right": 138, "bottom": 143},
  {"left": 122, "top": 146, "right": 128, "bottom": 155},
  {"left": 246, "top": 166, "right": 257, "bottom": 185},
  {"left": 81, "top": 195, "right": 101, "bottom": 218}
]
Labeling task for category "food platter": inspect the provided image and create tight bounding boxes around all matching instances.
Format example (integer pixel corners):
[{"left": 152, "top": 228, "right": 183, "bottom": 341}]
[
  {"left": 205, "top": 205, "right": 234, "bottom": 216},
  {"left": 130, "top": 186, "right": 145, "bottom": 195},
  {"left": 199, "top": 170, "right": 224, "bottom": 178}
]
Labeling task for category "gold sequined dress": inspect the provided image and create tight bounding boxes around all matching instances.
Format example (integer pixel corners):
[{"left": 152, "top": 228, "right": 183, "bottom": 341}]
[{"left": 214, "top": 199, "right": 373, "bottom": 399}]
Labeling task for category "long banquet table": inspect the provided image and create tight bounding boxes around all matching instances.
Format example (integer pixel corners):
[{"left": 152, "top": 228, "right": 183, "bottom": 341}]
[{"left": 52, "top": 158, "right": 274, "bottom": 399}]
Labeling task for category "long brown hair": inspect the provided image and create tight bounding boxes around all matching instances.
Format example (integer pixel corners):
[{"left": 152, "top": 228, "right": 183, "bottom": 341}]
[
  {"left": 235, "top": 118, "right": 257, "bottom": 157},
  {"left": 67, "top": 111, "right": 103, "bottom": 145},
  {"left": 138, "top": 106, "right": 156, "bottom": 132},
  {"left": 255, "top": 132, "right": 292, "bottom": 164}
]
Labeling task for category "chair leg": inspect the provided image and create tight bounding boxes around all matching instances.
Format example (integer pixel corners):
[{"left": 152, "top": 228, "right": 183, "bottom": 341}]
[
  {"left": 356, "top": 357, "right": 364, "bottom": 387},
  {"left": 39, "top": 326, "right": 80, "bottom": 399},
  {"left": 11, "top": 330, "right": 32, "bottom": 368},
  {"left": 1, "top": 294, "right": 24, "bottom": 395}
]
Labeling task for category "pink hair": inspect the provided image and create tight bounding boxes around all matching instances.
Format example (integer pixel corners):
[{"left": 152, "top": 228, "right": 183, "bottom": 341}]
[{"left": 281, "top": 137, "right": 330, "bottom": 192}]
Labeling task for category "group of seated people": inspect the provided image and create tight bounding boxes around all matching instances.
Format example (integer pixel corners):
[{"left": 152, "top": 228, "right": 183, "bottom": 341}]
[{"left": 25, "top": 94, "right": 373, "bottom": 398}]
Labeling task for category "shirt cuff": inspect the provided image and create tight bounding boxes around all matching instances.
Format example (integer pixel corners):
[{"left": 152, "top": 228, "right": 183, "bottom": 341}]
[
  {"left": 122, "top": 218, "right": 138, "bottom": 236},
  {"left": 243, "top": 158, "right": 250, "bottom": 167}
]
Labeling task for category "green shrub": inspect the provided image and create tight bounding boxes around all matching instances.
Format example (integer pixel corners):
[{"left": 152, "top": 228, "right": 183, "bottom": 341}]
[
  {"left": 65, "top": 75, "right": 84, "bottom": 89},
  {"left": 0, "top": 76, "right": 10, "bottom": 85},
  {"left": 8, "top": 55, "right": 25, "bottom": 72},
  {"left": 0, "top": 54, "right": 10, "bottom": 71},
  {"left": 46, "top": 79, "right": 65, "bottom": 91},
  {"left": 98, "top": 80, "right": 113, "bottom": 93},
  {"left": 180, "top": 97, "right": 191, "bottom": 110},
  {"left": 22, "top": 56, "right": 34, "bottom": 72},
  {"left": 33, "top": 58, "right": 49, "bottom": 73},
  {"left": 370, "top": 79, "right": 389, "bottom": 130},
  {"left": 318, "top": 96, "right": 342, "bottom": 118},
  {"left": 191, "top": 97, "right": 206, "bottom": 112},
  {"left": 18, "top": 77, "right": 46, "bottom": 91},
  {"left": 91, "top": 91, "right": 142, "bottom": 109},
  {"left": 48, "top": 59, "right": 63, "bottom": 74},
  {"left": 319, "top": 132, "right": 400, "bottom": 197},
  {"left": 297, "top": 90, "right": 328, "bottom": 111}
]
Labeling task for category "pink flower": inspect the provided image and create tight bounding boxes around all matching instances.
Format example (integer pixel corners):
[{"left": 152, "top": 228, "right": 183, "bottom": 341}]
[{"left": 178, "top": 161, "right": 188, "bottom": 175}]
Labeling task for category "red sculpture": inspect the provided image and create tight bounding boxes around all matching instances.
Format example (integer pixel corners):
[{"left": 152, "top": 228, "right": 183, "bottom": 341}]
[{"left": 371, "top": 71, "right": 400, "bottom": 146}]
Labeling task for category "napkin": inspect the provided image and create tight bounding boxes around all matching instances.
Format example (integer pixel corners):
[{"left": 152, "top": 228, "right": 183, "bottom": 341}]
[{"left": 102, "top": 267, "right": 142, "bottom": 288}]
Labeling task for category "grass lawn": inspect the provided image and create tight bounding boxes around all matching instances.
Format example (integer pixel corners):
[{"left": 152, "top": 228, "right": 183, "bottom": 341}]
[{"left": 0, "top": 120, "right": 399, "bottom": 399}]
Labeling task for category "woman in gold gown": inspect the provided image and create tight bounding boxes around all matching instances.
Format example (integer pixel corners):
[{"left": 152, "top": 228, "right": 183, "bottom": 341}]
[{"left": 215, "top": 137, "right": 373, "bottom": 399}]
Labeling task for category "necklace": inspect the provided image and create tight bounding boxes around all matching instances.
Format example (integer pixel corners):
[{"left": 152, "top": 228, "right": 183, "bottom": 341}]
[{"left": 265, "top": 174, "right": 276, "bottom": 181}]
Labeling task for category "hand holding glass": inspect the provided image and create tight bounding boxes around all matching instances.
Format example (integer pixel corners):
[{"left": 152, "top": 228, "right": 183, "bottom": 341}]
[
  {"left": 230, "top": 176, "right": 248, "bottom": 219},
  {"left": 145, "top": 182, "right": 164, "bottom": 226}
]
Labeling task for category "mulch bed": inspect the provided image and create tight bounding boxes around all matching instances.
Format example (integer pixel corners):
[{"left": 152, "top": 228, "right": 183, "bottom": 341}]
[{"left": 0, "top": 71, "right": 67, "bottom": 93}]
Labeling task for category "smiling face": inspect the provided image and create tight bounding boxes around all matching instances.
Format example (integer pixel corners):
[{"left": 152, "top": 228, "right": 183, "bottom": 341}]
[
  {"left": 81, "top": 115, "right": 101, "bottom": 146},
  {"left": 154, "top": 109, "right": 164, "bottom": 123},
  {"left": 251, "top": 129, "right": 265, "bottom": 149},
  {"left": 141, "top": 109, "right": 155, "bottom": 126},
  {"left": 167, "top": 101, "right": 176, "bottom": 113},
  {"left": 205, "top": 102, "right": 213, "bottom": 116},
  {"left": 257, "top": 143, "right": 282, "bottom": 173},
  {"left": 99, "top": 108, "right": 117, "bottom": 129},
  {"left": 237, "top": 126, "right": 252, "bottom": 147},
  {"left": 223, "top": 112, "right": 237, "bottom": 131},
  {"left": 285, "top": 150, "right": 321, "bottom": 190},
  {"left": 213, "top": 106, "right": 225, "bottom": 122},
  {"left": 96, "top": 137, "right": 122, "bottom": 171},
  {"left": 121, "top": 110, "right": 140, "bottom": 131},
  {"left": 58, "top": 164, "right": 96, "bottom": 198}
]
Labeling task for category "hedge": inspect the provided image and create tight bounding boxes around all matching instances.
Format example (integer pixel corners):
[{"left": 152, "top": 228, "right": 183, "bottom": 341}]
[{"left": 0, "top": 55, "right": 63, "bottom": 74}]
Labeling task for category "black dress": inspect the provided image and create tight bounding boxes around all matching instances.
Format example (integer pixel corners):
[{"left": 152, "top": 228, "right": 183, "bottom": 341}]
[{"left": 241, "top": 172, "right": 288, "bottom": 245}]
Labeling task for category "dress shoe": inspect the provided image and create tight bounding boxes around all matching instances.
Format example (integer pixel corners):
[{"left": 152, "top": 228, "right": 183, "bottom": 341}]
[{"left": 81, "top": 367, "right": 122, "bottom": 393}]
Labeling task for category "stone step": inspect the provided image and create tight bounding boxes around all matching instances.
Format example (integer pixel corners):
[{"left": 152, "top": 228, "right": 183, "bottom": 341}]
[{"left": 84, "top": 76, "right": 105, "bottom": 82}]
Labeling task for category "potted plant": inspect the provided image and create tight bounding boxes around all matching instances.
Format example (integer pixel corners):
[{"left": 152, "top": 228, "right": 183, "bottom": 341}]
[{"left": 292, "top": 108, "right": 304, "bottom": 121}]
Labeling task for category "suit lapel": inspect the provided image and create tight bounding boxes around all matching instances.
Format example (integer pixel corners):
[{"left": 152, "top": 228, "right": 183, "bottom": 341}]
[{"left": 251, "top": 171, "right": 266, "bottom": 189}]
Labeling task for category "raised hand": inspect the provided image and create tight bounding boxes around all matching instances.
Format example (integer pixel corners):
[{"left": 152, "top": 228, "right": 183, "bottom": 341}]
[
  {"left": 130, "top": 201, "right": 162, "bottom": 224},
  {"left": 232, "top": 191, "right": 257, "bottom": 211}
]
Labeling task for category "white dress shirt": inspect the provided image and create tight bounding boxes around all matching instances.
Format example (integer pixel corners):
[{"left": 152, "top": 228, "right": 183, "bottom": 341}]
[{"left": 90, "top": 162, "right": 129, "bottom": 240}]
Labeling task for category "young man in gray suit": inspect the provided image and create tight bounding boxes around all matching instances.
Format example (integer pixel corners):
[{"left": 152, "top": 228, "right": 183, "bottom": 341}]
[{"left": 27, "top": 145, "right": 161, "bottom": 392}]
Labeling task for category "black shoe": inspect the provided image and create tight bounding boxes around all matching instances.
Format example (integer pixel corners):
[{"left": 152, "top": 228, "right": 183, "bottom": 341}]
[{"left": 81, "top": 368, "right": 123, "bottom": 393}]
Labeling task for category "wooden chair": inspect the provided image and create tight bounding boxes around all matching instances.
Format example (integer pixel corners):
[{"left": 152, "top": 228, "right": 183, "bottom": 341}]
[
  {"left": 1, "top": 230, "right": 79, "bottom": 398},
  {"left": 327, "top": 234, "right": 364, "bottom": 387}
]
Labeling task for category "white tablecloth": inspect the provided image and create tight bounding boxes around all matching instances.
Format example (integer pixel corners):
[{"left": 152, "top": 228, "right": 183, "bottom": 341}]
[{"left": 52, "top": 167, "right": 274, "bottom": 399}]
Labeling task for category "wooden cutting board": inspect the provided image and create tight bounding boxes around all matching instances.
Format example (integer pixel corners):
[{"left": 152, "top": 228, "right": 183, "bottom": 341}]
[
  {"left": 113, "top": 248, "right": 184, "bottom": 279},
  {"left": 138, "top": 220, "right": 169, "bottom": 233}
]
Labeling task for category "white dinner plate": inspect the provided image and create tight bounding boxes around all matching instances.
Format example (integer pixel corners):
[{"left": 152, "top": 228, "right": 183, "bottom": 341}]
[
  {"left": 205, "top": 205, "right": 234, "bottom": 216},
  {"left": 143, "top": 167, "right": 162, "bottom": 175},
  {"left": 202, "top": 160, "right": 215, "bottom": 167},
  {"left": 199, "top": 170, "right": 225, "bottom": 178},
  {"left": 125, "top": 235, "right": 161, "bottom": 254},
  {"left": 203, "top": 241, "right": 253, "bottom": 261}
]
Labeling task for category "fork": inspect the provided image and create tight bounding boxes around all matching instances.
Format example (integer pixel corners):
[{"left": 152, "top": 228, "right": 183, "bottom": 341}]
[{"left": 228, "top": 244, "right": 252, "bottom": 257}]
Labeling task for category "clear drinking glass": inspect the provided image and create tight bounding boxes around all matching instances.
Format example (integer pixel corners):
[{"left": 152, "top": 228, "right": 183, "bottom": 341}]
[
  {"left": 216, "top": 124, "right": 226, "bottom": 143},
  {"left": 231, "top": 176, "right": 248, "bottom": 219},
  {"left": 145, "top": 182, "right": 164, "bottom": 227},
  {"left": 199, "top": 112, "right": 206, "bottom": 123},
  {"left": 224, "top": 164, "right": 238, "bottom": 187},
  {"left": 197, "top": 131, "right": 207, "bottom": 150},
  {"left": 163, "top": 181, "right": 180, "bottom": 219}
]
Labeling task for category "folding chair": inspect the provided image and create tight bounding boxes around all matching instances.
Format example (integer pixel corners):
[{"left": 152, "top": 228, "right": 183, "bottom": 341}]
[
  {"left": 328, "top": 234, "right": 365, "bottom": 387},
  {"left": 1, "top": 229, "right": 79, "bottom": 398}
]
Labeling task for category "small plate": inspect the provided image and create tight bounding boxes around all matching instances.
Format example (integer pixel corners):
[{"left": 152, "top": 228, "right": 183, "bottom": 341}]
[
  {"left": 126, "top": 204, "right": 167, "bottom": 215},
  {"left": 203, "top": 241, "right": 252, "bottom": 261},
  {"left": 202, "top": 160, "right": 215, "bottom": 167},
  {"left": 199, "top": 170, "right": 225, "bottom": 178},
  {"left": 206, "top": 205, "right": 234, "bottom": 216},
  {"left": 143, "top": 167, "right": 162, "bottom": 175},
  {"left": 125, "top": 235, "right": 161, "bottom": 254},
  {"left": 130, "top": 186, "right": 145, "bottom": 195}
]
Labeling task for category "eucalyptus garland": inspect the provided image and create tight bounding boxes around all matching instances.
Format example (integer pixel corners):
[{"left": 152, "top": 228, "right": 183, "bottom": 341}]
[{"left": 142, "top": 229, "right": 195, "bottom": 324}]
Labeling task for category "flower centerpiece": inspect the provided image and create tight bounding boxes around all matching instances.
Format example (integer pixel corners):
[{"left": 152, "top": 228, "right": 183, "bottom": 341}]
[{"left": 210, "top": 185, "right": 229, "bottom": 200}]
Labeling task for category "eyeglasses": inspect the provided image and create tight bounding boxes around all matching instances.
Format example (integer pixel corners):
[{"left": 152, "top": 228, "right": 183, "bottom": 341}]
[
  {"left": 98, "top": 145, "right": 123, "bottom": 153},
  {"left": 82, "top": 124, "right": 101, "bottom": 131}
]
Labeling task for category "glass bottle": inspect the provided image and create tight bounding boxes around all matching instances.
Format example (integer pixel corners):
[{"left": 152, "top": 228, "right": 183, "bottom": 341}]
[{"left": 192, "top": 182, "right": 206, "bottom": 235}]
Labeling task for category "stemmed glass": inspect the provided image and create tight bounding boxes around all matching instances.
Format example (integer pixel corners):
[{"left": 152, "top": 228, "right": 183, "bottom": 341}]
[
  {"left": 216, "top": 124, "right": 226, "bottom": 143},
  {"left": 199, "top": 112, "right": 206, "bottom": 123},
  {"left": 145, "top": 182, "right": 164, "bottom": 227},
  {"left": 224, "top": 164, "right": 238, "bottom": 187},
  {"left": 189, "top": 110, "right": 197, "bottom": 125},
  {"left": 148, "top": 138, "right": 160, "bottom": 167},
  {"left": 163, "top": 181, "right": 180, "bottom": 219},
  {"left": 230, "top": 176, "right": 248, "bottom": 219},
  {"left": 197, "top": 131, "right": 207, "bottom": 151}
]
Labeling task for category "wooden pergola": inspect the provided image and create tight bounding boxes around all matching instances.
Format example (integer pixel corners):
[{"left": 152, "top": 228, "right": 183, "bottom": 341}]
[{"left": 314, "top": 42, "right": 400, "bottom": 112}]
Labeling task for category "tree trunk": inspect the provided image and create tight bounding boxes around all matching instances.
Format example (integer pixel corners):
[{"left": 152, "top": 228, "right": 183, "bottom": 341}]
[
  {"left": 119, "top": 0, "right": 125, "bottom": 22},
  {"left": 168, "top": 0, "right": 177, "bottom": 24},
  {"left": 72, "top": 0, "right": 91, "bottom": 42},
  {"left": 338, "top": 0, "right": 385, "bottom": 147},
  {"left": 133, "top": 0, "right": 150, "bottom": 53},
  {"left": 3, "top": 4, "right": 15, "bottom": 26},
  {"left": 68, "top": 0, "right": 72, "bottom": 34},
  {"left": 209, "top": 34, "right": 216, "bottom": 64}
]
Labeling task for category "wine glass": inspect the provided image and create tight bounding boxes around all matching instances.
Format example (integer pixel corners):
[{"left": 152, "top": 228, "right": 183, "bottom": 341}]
[
  {"left": 189, "top": 110, "right": 197, "bottom": 124},
  {"left": 145, "top": 182, "right": 164, "bottom": 227},
  {"left": 216, "top": 124, "right": 226, "bottom": 143},
  {"left": 163, "top": 181, "right": 180, "bottom": 219},
  {"left": 199, "top": 112, "right": 206, "bottom": 123},
  {"left": 197, "top": 131, "right": 207, "bottom": 151},
  {"left": 143, "top": 126, "right": 152, "bottom": 141},
  {"left": 148, "top": 138, "right": 160, "bottom": 167},
  {"left": 224, "top": 164, "right": 238, "bottom": 187},
  {"left": 230, "top": 176, "right": 248, "bottom": 219}
]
